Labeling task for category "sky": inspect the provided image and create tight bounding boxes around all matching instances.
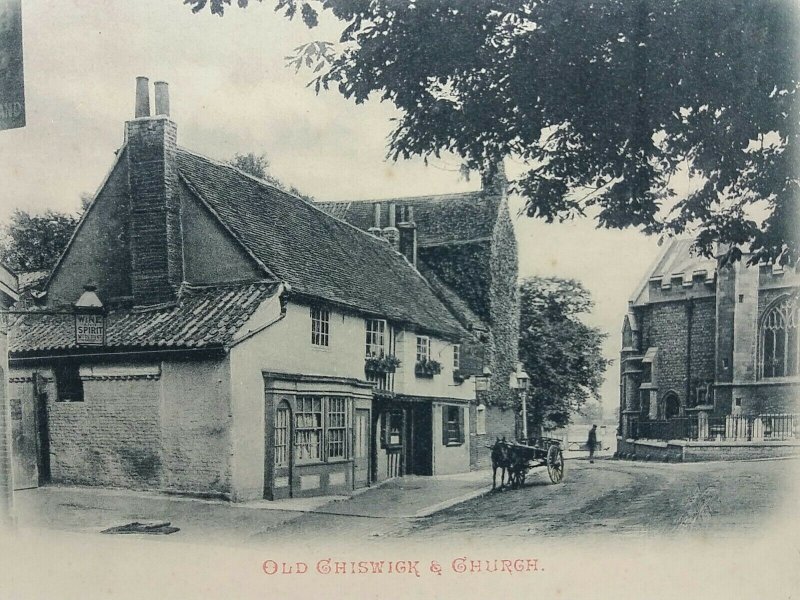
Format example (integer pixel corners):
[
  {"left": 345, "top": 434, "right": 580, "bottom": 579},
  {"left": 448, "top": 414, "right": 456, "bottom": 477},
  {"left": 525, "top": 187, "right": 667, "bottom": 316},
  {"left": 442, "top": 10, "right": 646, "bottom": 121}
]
[{"left": 0, "top": 0, "right": 668, "bottom": 413}]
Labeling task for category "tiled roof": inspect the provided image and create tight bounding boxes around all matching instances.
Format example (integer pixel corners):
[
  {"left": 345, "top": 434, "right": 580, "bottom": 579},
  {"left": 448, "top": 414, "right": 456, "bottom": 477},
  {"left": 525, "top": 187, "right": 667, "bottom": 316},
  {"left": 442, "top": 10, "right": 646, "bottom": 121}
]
[
  {"left": 11, "top": 281, "right": 280, "bottom": 354},
  {"left": 316, "top": 192, "right": 501, "bottom": 247},
  {"left": 176, "top": 150, "right": 465, "bottom": 338}
]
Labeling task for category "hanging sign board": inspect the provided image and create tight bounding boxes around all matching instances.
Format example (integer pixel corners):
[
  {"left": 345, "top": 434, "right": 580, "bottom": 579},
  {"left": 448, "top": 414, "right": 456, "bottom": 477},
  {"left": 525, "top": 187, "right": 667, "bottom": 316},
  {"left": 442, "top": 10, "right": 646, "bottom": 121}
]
[
  {"left": 0, "top": 0, "right": 25, "bottom": 131},
  {"left": 75, "top": 313, "right": 105, "bottom": 346}
]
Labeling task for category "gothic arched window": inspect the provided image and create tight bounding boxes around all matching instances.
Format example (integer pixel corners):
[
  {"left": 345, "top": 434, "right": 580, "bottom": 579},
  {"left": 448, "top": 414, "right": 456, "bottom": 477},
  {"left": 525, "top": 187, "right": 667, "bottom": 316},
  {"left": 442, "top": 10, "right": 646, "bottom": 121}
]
[{"left": 759, "top": 295, "right": 799, "bottom": 379}]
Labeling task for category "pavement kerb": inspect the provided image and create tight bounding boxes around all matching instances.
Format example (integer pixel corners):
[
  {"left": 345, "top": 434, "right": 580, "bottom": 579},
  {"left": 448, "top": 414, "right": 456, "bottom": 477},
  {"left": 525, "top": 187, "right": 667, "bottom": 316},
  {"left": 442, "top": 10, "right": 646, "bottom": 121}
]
[{"left": 412, "top": 486, "right": 492, "bottom": 518}]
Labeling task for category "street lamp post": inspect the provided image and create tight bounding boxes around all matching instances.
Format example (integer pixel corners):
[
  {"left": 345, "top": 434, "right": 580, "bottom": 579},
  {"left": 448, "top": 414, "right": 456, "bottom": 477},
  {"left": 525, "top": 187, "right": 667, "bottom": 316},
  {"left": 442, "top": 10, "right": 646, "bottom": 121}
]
[{"left": 510, "top": 362, "right": 530, "bottom": 443}]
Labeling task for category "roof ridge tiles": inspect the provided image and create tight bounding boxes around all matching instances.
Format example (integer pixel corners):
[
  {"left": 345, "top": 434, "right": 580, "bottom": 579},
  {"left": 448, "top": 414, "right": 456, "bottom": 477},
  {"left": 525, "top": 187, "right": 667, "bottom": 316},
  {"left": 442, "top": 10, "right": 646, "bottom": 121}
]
[{"left": 320, "top": 190, "right": 483, "bottom": 205}]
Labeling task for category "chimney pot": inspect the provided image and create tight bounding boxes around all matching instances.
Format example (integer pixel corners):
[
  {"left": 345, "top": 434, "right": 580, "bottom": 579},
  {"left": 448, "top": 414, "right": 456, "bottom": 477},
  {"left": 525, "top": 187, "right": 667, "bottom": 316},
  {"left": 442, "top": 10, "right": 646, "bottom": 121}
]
[
  {"left": 135, "top": 76, "right": 150, "bottom": 118},
  {"left": 373, "top": 203, "right": 382, "bottom": 229},
  {"left": 154, "top": 81, "right": 170, "bottom": 117}
]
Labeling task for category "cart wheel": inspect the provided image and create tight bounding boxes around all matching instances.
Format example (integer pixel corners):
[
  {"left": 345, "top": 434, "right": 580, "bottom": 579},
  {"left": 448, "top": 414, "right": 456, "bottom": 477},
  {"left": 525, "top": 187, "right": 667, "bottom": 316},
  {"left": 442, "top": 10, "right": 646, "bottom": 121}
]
[{"left": 546, "top": 445, "right": 565, "bottom": 484}]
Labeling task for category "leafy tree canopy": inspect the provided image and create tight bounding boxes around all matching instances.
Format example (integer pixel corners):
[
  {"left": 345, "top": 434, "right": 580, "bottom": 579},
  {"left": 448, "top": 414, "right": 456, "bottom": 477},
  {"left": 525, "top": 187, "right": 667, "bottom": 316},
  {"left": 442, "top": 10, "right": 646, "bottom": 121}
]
[
  {"left": 0, "top": 209, "right": 79, "bottom": 273},
  {"left": 518, "top": 277, "right": 611, "bottom": 432},
  {"left": 187, "top": 0, "right": 799, "bottom": 264},
  {"left": 228, "top": 151, "right": 315, "bottom": 201}
]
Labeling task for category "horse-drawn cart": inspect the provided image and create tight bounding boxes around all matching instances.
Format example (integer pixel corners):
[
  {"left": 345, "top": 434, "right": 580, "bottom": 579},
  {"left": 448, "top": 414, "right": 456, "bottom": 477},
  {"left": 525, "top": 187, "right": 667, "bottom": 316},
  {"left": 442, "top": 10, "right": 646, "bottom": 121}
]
[{"left": 490, "top": 437, "right": 565, "bottom": 489}]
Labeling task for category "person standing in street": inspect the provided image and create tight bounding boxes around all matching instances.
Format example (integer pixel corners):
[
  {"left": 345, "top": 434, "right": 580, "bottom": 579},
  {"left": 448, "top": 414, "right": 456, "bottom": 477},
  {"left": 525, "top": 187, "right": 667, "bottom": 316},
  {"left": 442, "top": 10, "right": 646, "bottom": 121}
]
[{"left": 587, "top": 424, "right": 598, "bottom": 463}]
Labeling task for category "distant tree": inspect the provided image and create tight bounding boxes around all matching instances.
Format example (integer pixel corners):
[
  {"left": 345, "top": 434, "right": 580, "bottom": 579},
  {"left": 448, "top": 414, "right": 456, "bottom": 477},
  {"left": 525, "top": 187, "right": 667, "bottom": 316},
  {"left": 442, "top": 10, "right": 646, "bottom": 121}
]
[
  {"left": 0, "top": 209, "right": 79, "bottom": 272},
  {"left": 576, "top": 400, "right": 605, "bottom": 425},
  {"left": 518, "top": 277, "right": 611, "bottom": 433},
  {"left": 188, "top": 0, "right": 799, "bottom": 265},
  {"left": 228, "top": 152, "right": 315, "bottom": 202},
  {"left": 80, "top": 192, "right": 94, "bottom": 212}
]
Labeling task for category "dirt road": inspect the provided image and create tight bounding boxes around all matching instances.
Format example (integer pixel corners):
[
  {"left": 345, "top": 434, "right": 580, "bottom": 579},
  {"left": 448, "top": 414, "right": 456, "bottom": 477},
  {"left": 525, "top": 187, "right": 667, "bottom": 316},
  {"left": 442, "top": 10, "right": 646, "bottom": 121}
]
[{"left": 394, "top": 457, "right": 799, "bottom": 540}]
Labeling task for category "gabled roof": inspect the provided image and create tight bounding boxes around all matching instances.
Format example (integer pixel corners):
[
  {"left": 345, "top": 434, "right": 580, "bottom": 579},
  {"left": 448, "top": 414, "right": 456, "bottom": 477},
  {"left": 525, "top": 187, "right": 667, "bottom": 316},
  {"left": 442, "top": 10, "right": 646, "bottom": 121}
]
[
  {"left": 631, "top": 238, "right": 717, "bottom": 305},
  {"left": 176, "top": 150, "right": 465, "bottom": 338},
  {"left": 11, "top": 281, "right": 280, "bottom": 354},
  {"left": 418, "top": 264, "right": 488, "bottom": 333},
  {"left": 317, "top": 191, "right": 501, "bottom": 247}
]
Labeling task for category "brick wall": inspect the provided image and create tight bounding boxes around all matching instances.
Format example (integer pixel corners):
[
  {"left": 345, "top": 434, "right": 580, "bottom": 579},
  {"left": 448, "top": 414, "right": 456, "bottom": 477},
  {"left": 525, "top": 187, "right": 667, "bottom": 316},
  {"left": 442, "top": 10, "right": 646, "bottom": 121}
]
[
  {"left": 646, "top": 302, "right": 689, "bottom": 407},
  {"left": 9, "top": 357, "right": 234, "bottom": 496},
  {"left": 48, "top": 375, "right": 162, "bottom": 489},
  {"left": 637, "top": 297, "right": 717, "bottom": 414},
  {"left": 469, "top": 403, "right": 515, "bottom": 469},
  {"left": 732, "top": 383, "right": 800, "bottom": 415},
  {"left": 126, "top": 117, "right": 183, "bottom": 305}
]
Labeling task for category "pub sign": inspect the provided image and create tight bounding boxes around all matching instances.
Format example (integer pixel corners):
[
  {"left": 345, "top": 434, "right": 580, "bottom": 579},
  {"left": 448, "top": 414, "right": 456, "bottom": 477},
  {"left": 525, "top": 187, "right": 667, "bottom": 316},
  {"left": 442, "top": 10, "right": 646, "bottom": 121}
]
[{"left": 75, "top": 313, "right": 105, "bottom": 346}]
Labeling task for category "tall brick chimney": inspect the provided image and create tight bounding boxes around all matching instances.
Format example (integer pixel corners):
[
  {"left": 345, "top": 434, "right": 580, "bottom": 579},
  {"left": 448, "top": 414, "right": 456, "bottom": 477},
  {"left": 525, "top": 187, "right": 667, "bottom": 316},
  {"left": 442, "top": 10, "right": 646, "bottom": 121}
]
[
  {"left": 125, "top": 77, "right": 183, "bottom": 305},
  {"left": 480, "top": 159, "right": 507, "bottom": 197}
]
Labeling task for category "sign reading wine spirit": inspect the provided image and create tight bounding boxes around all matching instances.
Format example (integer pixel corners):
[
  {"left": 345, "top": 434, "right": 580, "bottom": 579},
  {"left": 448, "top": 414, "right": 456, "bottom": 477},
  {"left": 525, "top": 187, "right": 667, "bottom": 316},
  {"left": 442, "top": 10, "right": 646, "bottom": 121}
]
[
  {"left": 0, "top": 0, "right": 25, "bottom": 131},
  {"left": 75, "top": 313, "right": 105, "bottom": 346}
]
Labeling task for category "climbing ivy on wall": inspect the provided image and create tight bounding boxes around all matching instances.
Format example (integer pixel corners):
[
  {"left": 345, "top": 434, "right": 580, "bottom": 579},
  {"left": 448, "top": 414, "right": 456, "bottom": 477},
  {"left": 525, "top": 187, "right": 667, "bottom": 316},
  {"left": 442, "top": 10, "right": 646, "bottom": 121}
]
[
  {"left": 488, "top": 199, "right": 520, "bottom": 409},
  {"left": 419, "top": 242, "right": 492, "bottom": 323}
]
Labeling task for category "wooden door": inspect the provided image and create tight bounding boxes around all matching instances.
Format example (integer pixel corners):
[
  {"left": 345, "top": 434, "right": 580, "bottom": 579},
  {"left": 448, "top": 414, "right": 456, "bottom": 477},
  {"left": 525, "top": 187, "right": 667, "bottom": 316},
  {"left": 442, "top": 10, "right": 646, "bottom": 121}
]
[
  {"left": 271, "top": 401, "right": 293, "bottom": 499},
  {"left": 353, "top": 409, "right": 370, "bottom": 489}
]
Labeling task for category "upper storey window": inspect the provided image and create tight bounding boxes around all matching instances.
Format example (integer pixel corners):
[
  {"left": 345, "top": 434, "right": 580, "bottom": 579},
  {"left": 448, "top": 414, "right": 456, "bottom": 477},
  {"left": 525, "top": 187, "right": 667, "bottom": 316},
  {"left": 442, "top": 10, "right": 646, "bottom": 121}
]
[
  {"left": 311, "top": 307, "right": 330, "bottom": 347},
  {"left": 759, "top": 295, "right": 799, "bottom": 379},
  {"left": 365, "top": 319, "right": 386, "bottom": 357}
]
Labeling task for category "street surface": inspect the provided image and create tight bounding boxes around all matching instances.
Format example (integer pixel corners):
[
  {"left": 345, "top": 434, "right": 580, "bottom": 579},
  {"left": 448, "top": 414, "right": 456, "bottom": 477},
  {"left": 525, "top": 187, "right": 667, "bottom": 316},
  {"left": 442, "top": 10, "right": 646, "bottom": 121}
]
[
  {"left": 11, "top": 457, "right": 798, "bottom": 545},
  {"left": 398, "top": 457, "right": 798, "bottom": 540},
  {"left": 259, "top": 456, "right": 799, "bottom": 543}
]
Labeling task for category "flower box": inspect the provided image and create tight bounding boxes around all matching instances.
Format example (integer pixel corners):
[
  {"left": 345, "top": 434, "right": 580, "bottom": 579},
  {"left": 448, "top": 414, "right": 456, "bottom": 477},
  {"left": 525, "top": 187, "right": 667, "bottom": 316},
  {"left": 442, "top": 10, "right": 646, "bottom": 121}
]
[
  {"left": 415, "top": 358, "right": 442, "bottom": 378},
  {"left": 365, "top": 353, "right": 401, "bottom": 375}
]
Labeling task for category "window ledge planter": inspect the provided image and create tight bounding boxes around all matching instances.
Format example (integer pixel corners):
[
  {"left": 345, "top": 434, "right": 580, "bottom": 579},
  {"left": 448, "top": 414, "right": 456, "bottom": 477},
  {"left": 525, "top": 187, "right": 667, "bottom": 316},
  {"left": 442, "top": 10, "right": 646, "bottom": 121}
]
[
  {"left": 453, "top": 370, "right": 467, "bottom": 384},
  {"left": 415, "top": 359, "right": 442, "bottom": 378},
  {"left": 365, "top": 353, "right": 401, "bottom": 375}
]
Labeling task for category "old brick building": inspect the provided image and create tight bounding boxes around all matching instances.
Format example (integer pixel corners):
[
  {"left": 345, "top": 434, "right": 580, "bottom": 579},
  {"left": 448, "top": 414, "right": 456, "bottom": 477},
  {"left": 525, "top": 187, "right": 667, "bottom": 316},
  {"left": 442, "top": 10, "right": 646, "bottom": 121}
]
[
  {"left": 317, "top": 171, "right": 519, "bottom": 468},
  {"left": 8, "top": 78, "right": 479, "bottom": 501},
  {"left": 620, "top": 238, "right": 799, "bottom": 447}
]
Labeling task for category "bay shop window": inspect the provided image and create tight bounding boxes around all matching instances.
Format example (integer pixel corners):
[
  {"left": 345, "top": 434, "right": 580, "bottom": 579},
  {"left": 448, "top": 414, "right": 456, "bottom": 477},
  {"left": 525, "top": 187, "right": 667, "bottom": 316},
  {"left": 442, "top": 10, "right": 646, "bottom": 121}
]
[{"left": 279, "top": 396, "right": 352, "bottom": 465}]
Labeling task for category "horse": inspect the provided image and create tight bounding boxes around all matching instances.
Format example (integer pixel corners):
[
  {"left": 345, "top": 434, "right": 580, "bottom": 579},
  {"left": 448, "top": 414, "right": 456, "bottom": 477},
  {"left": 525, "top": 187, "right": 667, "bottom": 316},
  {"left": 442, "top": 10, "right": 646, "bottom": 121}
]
[
  {"left": 490, "top": 437, "right": 511, "bottom": 490},
  {"left": 506, "top": 446, "right": 529, "bottom": 489}
]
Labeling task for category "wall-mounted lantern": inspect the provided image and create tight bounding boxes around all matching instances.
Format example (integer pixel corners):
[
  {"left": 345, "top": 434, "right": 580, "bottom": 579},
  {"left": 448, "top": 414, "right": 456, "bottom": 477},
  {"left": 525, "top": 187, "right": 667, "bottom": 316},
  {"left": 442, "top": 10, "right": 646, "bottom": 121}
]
[{"left": 74, "top": 285, "right": 105, "bottom": 346}]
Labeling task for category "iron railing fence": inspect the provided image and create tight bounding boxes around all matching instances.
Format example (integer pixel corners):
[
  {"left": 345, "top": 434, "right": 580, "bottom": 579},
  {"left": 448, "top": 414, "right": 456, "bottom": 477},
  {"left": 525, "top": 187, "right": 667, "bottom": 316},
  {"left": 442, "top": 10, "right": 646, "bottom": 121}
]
[{"left": 629, "top": 414, "right": 797, "bottom": 442}]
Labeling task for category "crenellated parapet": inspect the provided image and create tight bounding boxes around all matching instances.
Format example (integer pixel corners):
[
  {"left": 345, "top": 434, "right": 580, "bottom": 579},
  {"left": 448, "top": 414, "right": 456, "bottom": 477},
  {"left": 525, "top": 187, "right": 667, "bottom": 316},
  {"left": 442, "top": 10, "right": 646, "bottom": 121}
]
[{"left": 645, "top": 268, "right": 716, "bottom": 304}]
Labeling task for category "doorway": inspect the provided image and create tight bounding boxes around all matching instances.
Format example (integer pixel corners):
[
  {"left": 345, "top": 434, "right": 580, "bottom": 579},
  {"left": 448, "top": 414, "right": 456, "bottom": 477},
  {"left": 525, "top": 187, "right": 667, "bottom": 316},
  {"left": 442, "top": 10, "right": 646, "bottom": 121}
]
[
  {"left": 33, "top": 373, "right": 51, "bottom": 485},
  {"left": 353, "top": 409, "right": 370, "bottom": 488},
  {"left": 270, "top": 399, "right": 292, "bottom": 499},
  {"left": 663, "top": 392, "right": 680, "bottom": 419},
  {"left": 407, "top": 403, "right": 432, "bottom": 476}
]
